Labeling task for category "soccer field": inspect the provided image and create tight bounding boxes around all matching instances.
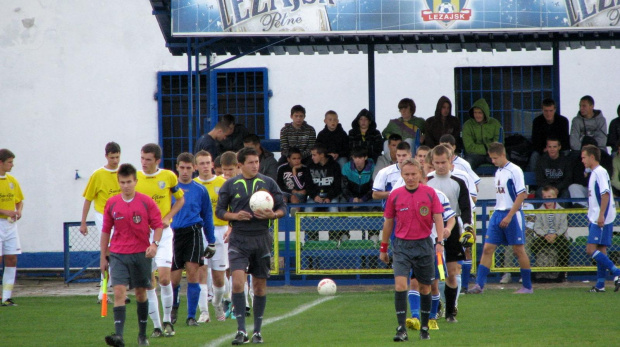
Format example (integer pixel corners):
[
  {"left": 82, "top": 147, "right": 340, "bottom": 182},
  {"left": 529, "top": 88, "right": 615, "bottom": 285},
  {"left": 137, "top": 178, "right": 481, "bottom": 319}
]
[{"left": 3, "top": 285, "right": 617, "bottom": 346}]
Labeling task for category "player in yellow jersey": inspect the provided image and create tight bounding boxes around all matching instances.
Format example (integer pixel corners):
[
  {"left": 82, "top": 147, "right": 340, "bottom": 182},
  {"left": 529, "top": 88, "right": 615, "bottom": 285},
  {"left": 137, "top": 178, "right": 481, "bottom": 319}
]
[
  {"left": 79, "top": 142, "right": 121, "bottom": 304},
  {"left": 136, "top": 143, "right": 185, "bottom": 338},
  {"left": 0, "top": 149, "right": 24, "bottom": 306}
]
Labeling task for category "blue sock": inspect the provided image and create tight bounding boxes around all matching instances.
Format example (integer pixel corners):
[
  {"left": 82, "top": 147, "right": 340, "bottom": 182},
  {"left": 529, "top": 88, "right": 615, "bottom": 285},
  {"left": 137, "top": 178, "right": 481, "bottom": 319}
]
[
  {"left": 430, "top": 294, "right": 440, "bottom": 319},
  {"left": 596, "top": 263, "right": 606, "bottom": 289},
  {"left": 173, "top": 284, "right": 180, "bottom": 308},
  {"left": 476, "top": 264, "right": 491, "bottom": 289},
  {"left": 520, "top": 268, "right": 532, "bottom": 290},
  {"left": 187, "top": 283, "right": 200, "bottom": 319},
  {"left": 593, "top": 250, "right": 620, "bottom": 277},
  {"left": 462, "top": 260, "right": 472, "bottom": 290},
  {"left": 408, "top": 290, "right": 420, "bottom": 318}
]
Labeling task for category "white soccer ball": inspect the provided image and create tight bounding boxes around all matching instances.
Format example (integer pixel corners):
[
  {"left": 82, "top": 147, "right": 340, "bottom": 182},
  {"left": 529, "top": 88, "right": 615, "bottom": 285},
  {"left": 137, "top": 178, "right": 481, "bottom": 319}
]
[
  {"left": 317, "top": 278, "right": 337, "bottom": 296},
  {"left": 437, "top": 2, "right": 455, "bottom": 13},
  {"left": 249, "top": 190, "right": 274, "bottom": 212}
]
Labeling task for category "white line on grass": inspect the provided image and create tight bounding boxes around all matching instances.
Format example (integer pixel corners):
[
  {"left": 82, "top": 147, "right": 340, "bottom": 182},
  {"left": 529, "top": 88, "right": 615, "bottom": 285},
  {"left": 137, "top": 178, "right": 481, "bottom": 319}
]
[{"left": 203, "top": 295, "right": 337, "bottom": 347}]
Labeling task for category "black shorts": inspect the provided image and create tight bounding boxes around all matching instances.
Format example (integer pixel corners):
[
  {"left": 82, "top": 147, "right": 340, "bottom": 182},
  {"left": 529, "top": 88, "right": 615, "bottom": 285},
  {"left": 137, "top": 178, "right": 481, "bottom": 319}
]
[
  {"left": 228, "top": 231, "right": 272, "bottom": 279},
  {"left": 109, "top": 252, "right": 152, "bottom": 289},
  {"left": 172, "top": 223, "right": 204, "bottom": 271},
  {"left": 392, "top": 237, "right": 435, "bottom": 285},
  {"left": 445, "top": 222, "right": 465, "bottom": 262}
]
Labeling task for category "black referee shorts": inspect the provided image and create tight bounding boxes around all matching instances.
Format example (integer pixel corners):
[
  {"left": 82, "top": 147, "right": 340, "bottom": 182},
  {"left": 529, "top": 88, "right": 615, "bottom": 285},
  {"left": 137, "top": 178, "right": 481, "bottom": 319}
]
[{"left": 228, "top": 231, "right": 273, "bottom": 279}]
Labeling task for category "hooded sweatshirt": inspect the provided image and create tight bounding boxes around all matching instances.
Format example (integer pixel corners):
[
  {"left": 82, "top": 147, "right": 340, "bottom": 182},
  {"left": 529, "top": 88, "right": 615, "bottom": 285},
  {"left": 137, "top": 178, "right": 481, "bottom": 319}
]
[
  {"left": 569, "top": 109, "right": 608, "bottom": 152},
  {"left": 462, "top": 98, "right": 501, "bottom": 156},
  {"left": 316, "top": 123, "right": 350, "bottom": 160},
  {"left": 424, "top": 96, "right": 463, "bottom": 151},
  {"left": 348, "top": 109, "right": 383, "bottom": 163},
  {"left": 307, "top": 155, "right": 342, "bottom": 200},
  {"left": 607, "top": 105, "right": 620, "bottom": 147}
]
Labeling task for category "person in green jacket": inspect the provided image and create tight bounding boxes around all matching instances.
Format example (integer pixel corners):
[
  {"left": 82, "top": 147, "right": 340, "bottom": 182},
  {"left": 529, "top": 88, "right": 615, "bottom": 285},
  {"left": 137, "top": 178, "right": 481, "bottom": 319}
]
[
  {"left": 462, "top": 98, "right": 502, "bottom": 169},
  {"left": 382, "top": 98, "right": 426, "bottom": 152}
]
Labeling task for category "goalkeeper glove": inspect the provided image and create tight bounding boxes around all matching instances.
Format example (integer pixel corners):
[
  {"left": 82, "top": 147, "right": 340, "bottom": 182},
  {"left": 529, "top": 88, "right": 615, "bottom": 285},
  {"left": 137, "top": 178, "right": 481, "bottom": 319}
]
[
  {"left": 204, "top": 244, "right": 216, "bottom": 258},
  {"left": 460, "top": 224, "right": 475, "bottom": 248}
]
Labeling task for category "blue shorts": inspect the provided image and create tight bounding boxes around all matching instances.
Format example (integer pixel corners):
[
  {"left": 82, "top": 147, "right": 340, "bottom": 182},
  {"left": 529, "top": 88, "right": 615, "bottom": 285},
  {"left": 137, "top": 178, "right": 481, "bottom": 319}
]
[
  {"left": 485, "top": 210, "right": 525, "bottom": 246},
  {"left": 587, "top": 223, "right": 613, "bottom": 246}
]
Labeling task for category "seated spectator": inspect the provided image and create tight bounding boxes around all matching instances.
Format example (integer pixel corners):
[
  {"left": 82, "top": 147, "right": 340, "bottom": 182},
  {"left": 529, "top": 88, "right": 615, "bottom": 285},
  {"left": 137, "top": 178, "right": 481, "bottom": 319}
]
[
  {"left": 612, "top": 140, "right": 620, "bottom": 196},
  {"left": 341, "top": 147, "right": 374, "bottom": 207},
  {"left": 306, "top": 144, "right": 342, "bottom": 212},
  {"left": 316, "top": 110, "right": 350, "bottom": 168},
  {"left": 243, "top": 134, "right": 278, "bottom": 181},
  {"left": 535, "top": 138, "right": 572, "bottom": 200},
  {"left": 440, "top": 134, "right": 481, "bottom": 190},
  {"left": 218, "top": 114, "right": 249, "bottom": 153},
  {"left": 607, "top": 104, "right": 620, "bottom": 150},
  {"left": 279, "top": 104, "right": 316, "bottom": 164},
  {"left": 568, "top": 136, "right": 613, "bottom": 207},
  {"left": 424, "top": 96, "right": 463, "bottom": 152},
  {"left": 276, "top": 148, "right": 312, "bottom": 215},
  {"left": 532, "top": 186, "right": 570, "bottom": 282},
  {"left": 462, "top": 98, "right": 501, "bottom": 170},
  {"left": 529, "top": 98, "right": 570, "bottom": 171},
  {"left": 382, "top": 98, "right": 426, "bottom": 150},
  {"left": 194, "top": 117, "right": 235, "bottom": 157},
  {"left": 373, "top": 134, "right": 402, "bottom": 180},
  {"left": 570, "top": 95, "right": 608, "bottom": 153},
  {"left": 349, "top": 109, "right": 383, "bottom": 164}
]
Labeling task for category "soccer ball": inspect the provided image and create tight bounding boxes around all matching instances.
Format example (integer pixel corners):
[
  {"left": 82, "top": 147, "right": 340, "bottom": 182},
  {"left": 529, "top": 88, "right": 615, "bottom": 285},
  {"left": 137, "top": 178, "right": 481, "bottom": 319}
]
[
  {"left": 249, "top": 190, "right": 274, "bottom": 212},
  {"left": 317, "top": 278, "right": 337, "bottom": 296},
  {"left": 437, "top": 2, "right": 455, "bottom": 13}
]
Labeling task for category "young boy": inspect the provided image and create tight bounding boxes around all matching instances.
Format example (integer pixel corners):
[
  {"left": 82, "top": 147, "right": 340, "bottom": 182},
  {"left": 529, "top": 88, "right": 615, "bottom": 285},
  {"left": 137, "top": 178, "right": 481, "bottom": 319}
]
[
  {"left": 0, "top": 149, "right": 24, "bottom": 306},
  {"left": 341, "top": 147, "right": 374, "bottom": 206},
  {"left": 101, "top": 164, "right": 163, "bottom": 347},
  {"left": 316, "top": 110, "right": 350, "bottom": 168},
  {"left": 276, "top": 148, "right": 312, "bottom": 205},
  {"left": 220, "top": 151, "right": 240, "bottom": 180},
  {"left": 279, "top": 105, "right": 316, "bottom": 164},
  {"left": 306, "top": 144, "right": 342, "bottom": 212},
  {"left": 214, "top": 155, "right": 223, "bottom": 177}
]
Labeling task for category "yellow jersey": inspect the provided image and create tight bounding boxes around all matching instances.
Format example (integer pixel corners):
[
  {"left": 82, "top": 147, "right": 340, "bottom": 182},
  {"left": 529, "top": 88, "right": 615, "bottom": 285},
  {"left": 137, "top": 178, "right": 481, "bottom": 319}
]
[
  {"left": 0, "top": 174, "right": 24, "bottom": 219},
  {"left": 82, "top": 167, "right": 120, "bottom": 214},
  {"left": 136, "top": 169, "right": 184, "bottom": 217},
  {"left": 194, "top": 175, "right": 228, "bottom": 226}
]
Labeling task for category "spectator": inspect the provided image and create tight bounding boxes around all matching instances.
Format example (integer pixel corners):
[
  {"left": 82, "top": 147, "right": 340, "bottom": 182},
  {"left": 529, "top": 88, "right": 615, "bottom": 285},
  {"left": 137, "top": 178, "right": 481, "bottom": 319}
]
[
  {"left": 306, "top": 144, "right": 342, "bottom": 213},
  {"left": 349, "top": 109, "right": 383, "bottom": 164},
  {"left": 424, "top": 96, "right": 463, "bottom": 152},
  {"left": 535, "top": 138, "right": 572, "bottom": 200},
  {"left": 606, "top": 104, "right": 620, "bottom": 150},
  {"left": 462, "top": 98, "right": 502, "bottom": 170},
  {"left": 316, "top": 110, "right": 350, "bottom": 168},
  {"left": 570, "top": 95, "right": 608, "bottom": 153},
  {"left": 276, "top": 148, "right": 312, "bottom": 209},
  {"left": 279, "top": 105, "right": 316, "bottom": 164},
  {"left": 373, "top": 134, "right": 402, "bottom": 180},
  {"left": 194, "top": 118, "right": 235, "bottom": 158},
  {"left": 612, "top": 140, "right": 620, "bottom": 196},
  {"left": 568, "top": 136, "right": 612, "bottom": 207},
  {"left": 529, "top": 98, "right": 570, "bottom": 171},
  {"left": 218, "top": 114, "right": 250, "bottom": 153},
  {"left": 382, "top": 98, "right": 426, "bottom": 148},
  {"left": 341, "top": 147, "right": 375, "bottom": 207},
  {"left": 532, "top": 186, "right": 570, "bottom": 282},
  {"left": 243, "top": 134, "right": 278, "bottom": 181}
]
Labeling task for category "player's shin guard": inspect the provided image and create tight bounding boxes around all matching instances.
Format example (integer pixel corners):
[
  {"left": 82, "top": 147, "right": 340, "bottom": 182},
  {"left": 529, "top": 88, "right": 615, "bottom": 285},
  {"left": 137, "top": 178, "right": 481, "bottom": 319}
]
[
  {"left": 199, "top": 284, "right": 209, "bottom": 312},
  {"left": 232, "top": 292, "right": 246, "bottom": 332},
  {"left": 113, "top": 305, "right": 127, "bottom": 337},
  {"left": 253, "top": 295, "right": 266, "bottom": 333},
  {"left": 187, "top": 283, "right": 200, "bottom": 319},
  {"left": 461, "top": 260, "right": 472, "bottom": 290},
  {"left": 520, "top": 268, "right": 532, "bottom": 290},
  {"left": 476, "top": 264, "right": 491, "bottom": 289},
  {"left": 430, "top": 294, "right": 440, "bottom": 319},
  {"left": 444, "top": 285, "right": 457, "bottom": 317},
  {"left": 420, "top": 293, "right": 431, "bottom": 328},
  {"left": 213, "top": 285, "right": 226, "bottom": 307},
  {"left": 161, "top": 284, "right": 173, "bottom": 322},
  {"left": 408, "top": 290, "right": 420, "bottom": 318},
  {"left": 395, "top": 290, "right": 407, "bottom": 328},
  {"left": 147, "top": 289, "right": 162, "bottom": 329},
  {"left": 2, "top": 267, "right": 16, "bottom": 300},
  {"left": 137, "top": 301, "right": 148, "bottom": 337}
]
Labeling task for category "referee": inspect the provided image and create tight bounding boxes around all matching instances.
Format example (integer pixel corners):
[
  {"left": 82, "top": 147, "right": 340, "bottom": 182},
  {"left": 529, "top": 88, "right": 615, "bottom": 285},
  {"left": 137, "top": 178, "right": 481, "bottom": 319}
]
[{"left": 379, "top": 158, "right": 445, "bottom": 342}]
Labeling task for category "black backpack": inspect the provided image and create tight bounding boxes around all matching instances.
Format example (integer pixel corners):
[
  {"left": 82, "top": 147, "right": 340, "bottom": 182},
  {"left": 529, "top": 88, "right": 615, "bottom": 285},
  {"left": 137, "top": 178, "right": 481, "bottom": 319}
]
[{"left": 504, "top": 134, "right": 532, "bottom": 170}]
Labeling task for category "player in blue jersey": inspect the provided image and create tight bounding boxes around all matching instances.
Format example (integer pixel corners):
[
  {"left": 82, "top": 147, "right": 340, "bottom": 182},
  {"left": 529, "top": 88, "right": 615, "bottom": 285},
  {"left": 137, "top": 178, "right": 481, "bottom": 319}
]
[
  {"left": 469, "top": 143, "right": 533, "bottom": 294},
  {"left": 580, "top": 145, "right": 620, "bottom": 292}
]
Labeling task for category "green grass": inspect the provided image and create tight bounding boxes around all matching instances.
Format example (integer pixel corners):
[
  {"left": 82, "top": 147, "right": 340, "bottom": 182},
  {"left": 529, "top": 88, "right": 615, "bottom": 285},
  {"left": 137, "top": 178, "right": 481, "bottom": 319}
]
[{"left": 3, "top": 287, "right": 618, "bottom": 346}]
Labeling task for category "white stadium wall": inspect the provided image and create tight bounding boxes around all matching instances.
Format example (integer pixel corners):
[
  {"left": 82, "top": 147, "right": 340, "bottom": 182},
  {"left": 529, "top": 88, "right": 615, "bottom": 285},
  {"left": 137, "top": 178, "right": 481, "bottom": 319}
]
[{"left": 0, "top": 1, "right": 618, "bottom": 254}]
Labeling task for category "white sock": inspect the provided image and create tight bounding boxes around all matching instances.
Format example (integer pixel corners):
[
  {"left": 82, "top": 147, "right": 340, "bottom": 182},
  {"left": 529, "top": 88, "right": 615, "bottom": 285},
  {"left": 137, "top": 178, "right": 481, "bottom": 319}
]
[
  {"left": 199, "top": 284, "right": 209, "bottom": 312},
  {"left": 224, "top": 276, "right": 231, "bottom": 301},
  {"left": 456, "top": 274, "right": 462, "bottom": 305},
  {"left": 161, "top": 283, "right": 173, "bottom": 323},
  {"left": 244, "top": 281, "right": 249, "bottom": 307},
  {"left": 213, "top": 285, "right": 226, "bottom": 307},
  {"left": 207, "top": 269, "right": 213, "bottom": 298},
  {"left": 2, "top": 267, "right": 17, "bottom": 301},
  {"left": 147, "top": 289, "right": 162, "bottom": 329},
  {"left": 438, "top": 281, "right": 446, "bottom": 303}
]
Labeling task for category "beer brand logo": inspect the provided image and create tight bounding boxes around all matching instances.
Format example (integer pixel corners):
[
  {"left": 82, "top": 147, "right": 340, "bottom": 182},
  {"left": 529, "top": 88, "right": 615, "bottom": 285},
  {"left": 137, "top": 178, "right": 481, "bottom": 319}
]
[
  {"left": 133, "top": 215, "right": 142, "bottom": 224},
  {"left": 158, "top": 181, "right": 166, "bottom": 189},
  {"left": 420, "top": 206, "right": 430, "bottom": 216},
  {"left": 421, "top": 0, "right": 472, "bottom": 28},
  {"left": 565, "top": 0, "right": 620, "bottom": 27}
]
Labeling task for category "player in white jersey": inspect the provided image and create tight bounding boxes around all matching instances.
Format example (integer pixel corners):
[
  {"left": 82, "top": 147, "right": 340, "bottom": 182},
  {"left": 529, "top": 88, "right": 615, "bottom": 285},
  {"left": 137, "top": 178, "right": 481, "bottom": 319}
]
[
  {"left": 440, "top": 134, "right": 481, "bottom": 187},
  {"left": 136, "top": 143, "right": 185, "bottom": 338},
  {"left": 79, "top": 142, "right": 121, "bottom": 304},
  {"left": 469, "top": 143, "right": 533, "bottom": 294},
  {"left": 580, "top": 145, "right": 620, "bottom": 292},
  {"left": 0, "top": 149, "right": 24, "bottom": 306},
  {"left": 372, "top": 142, "right": 412, "bottom": 201}
]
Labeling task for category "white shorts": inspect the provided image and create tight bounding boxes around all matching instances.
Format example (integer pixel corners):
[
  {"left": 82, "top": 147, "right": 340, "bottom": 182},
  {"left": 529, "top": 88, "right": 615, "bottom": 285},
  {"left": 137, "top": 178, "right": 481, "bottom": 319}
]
[
  {"left": 206, "top": 225, "right": 229, "bottom": 271},
  {"left": 0, "top": 219, "right": 22, "bottom": 256},
  {"left": 95, "top": 211, "right": 116, "bottom": 241},
  {"left": 151, "top": 226, "right": 173, "bottom": 270}
]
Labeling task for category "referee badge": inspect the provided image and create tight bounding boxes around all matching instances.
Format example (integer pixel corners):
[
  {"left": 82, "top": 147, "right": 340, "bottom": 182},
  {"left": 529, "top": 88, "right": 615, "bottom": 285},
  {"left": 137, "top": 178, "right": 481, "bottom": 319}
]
[
  {"left": 420, "top": 206, "right": 429, "bottom": 216},
  {"left": 133, "top": 212, "right": 142, "bottom": 224}
]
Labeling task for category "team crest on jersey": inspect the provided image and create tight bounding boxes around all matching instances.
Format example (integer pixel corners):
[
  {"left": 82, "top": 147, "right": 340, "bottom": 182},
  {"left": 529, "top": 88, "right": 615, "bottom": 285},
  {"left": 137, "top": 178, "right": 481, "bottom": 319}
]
[
  {"left": 421, "top": 0, "right": 472, "bottom": 29},
  {"left": 420, "top": 206, "right": 429, "bottom": 216},
  {"left": 215, "top": 187, "right": 220, "bottom": 194},
  {"left": 8, "top": 182, "right": 14, "bottom": 189},
  {"left": 133, "top": 214, "right": 142, "bottom": 224},
  {"left": 158, "top": 181, "right": 166, "bottom": 189}
]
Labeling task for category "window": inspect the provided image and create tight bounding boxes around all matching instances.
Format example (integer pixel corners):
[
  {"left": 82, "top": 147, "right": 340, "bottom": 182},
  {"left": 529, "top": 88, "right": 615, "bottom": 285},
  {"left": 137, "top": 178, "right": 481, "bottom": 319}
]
[
  {"left": 455, "top": 66, "right": 554, "bottom": 139},
  {"left": 157, "top": 68, "right": 269, "bottom": 170}
]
